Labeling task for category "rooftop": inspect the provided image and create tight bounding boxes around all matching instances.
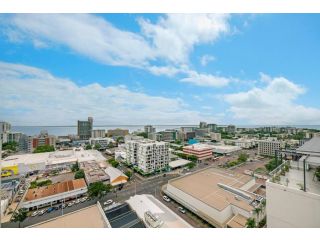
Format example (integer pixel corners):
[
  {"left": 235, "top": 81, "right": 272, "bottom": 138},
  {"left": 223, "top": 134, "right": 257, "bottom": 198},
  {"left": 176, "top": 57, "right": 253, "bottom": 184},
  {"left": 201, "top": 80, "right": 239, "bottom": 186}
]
[
  {"left": 169, "top": 159, "right": 191, "bottom": 168},
  {"left": 168, "top": 167, "right": 257, "bottom": 212},
  {"left": 126, "top": 194, "right": 192, "bottom": 228},
  {"left": 24, "top": 179, "right": 87, "bottom": 202},
  {"left": 2, "top": 148, "right": 105, "bottom": 167},
  {"left": 296, "top": 137, "right": 320, "bottom": 156},
  {"left": 105, "top": 203, "right": 145, "bottom": 228},
  {"left": 31, "top": 205, "right": 107, "bottom": 228}
]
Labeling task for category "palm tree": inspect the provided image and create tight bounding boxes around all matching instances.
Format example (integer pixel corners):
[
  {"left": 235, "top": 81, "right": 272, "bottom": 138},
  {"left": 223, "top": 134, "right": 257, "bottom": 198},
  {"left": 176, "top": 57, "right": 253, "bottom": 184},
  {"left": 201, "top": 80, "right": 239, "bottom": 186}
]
[
  {"left": 11, "top": 208, "right": 28, "bottom": 228},
  {"left": 253, "top": 207, "right": 262, "bottom": 222}
]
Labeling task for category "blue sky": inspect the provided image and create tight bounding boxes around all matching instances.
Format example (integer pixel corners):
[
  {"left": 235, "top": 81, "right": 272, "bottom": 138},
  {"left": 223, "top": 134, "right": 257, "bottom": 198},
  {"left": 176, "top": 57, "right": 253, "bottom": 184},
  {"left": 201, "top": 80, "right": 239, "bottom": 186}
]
[{"left": 0, "top": 14, "right": 319, "bottom": 125}]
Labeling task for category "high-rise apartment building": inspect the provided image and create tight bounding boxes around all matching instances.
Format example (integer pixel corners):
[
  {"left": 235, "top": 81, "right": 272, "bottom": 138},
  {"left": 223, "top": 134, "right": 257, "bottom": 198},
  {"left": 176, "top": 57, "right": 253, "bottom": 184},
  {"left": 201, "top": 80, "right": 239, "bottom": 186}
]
[
  {"left": 126, "top": 139, "right": 169, "bottom": 174},
  {"left": 144, "top": 125, "right": 156, "bottom": 134},
  {"left": 257, "top": 139, "right": 284, "bottom": 157},
  {"left": 77, "top": 117, "right": 93, "bottom": 140},
  {"left": 226, "top": 125, "right": 236, "bottom": 133},
  {"left": 207, "top": 123, "right": 217, "bottom": 132}
]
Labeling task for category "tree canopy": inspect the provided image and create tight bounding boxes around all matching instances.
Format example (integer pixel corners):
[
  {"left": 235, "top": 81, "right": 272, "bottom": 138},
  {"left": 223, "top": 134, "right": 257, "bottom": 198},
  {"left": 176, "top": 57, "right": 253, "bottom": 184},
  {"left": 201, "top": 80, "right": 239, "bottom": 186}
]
[
  {"left": 88, "top": 182, "right": 112, "bottom": 198},
  {"left": 74, "top": 169, "right": 85, "bottom": 179},
  {"left": 11, "top": 208, "right": 28, "bottom": 228},
  {"left": 33, "top": 145, "right": 55, "bottom": 153}
]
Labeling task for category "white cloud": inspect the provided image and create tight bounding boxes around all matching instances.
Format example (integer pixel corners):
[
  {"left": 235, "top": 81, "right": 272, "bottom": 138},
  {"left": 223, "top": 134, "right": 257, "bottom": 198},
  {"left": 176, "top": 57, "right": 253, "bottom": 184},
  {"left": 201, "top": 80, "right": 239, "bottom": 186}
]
[
  {"left": 224, "top": 75, "right": 320, "bottom": 124},
  {"left": 180, "top": 70, "right": 230, "bottom": 87},
  {"left": 0, "top": 61, "right": 219, "bottom": 125},
  {"left": 200, "top": 54, "right": 215, "bottom": 66},
  {"left": 139, "top": 14, "right": 230, "bottom": 64},
  {"left": 1, "top": 14, "right": 232, "bottom": 87}
]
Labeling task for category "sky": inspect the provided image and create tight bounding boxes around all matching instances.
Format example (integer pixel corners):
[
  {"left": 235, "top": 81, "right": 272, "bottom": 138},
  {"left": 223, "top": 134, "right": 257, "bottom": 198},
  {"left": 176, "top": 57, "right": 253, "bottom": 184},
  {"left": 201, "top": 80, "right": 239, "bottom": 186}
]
[{"left": 0, "top": 13, "right": 320, "bottom": 126}]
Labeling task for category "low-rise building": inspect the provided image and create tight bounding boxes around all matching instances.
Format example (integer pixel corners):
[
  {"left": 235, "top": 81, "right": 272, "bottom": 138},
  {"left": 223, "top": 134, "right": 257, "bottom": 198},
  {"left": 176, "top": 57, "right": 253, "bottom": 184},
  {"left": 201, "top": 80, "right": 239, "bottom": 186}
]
[
  {"left": 91, "top": 129, "right": 106, "bottom": 138},
  {"left": 89, "top": 137, "right": 115, "bottom": 149},
  {"left": 79, "top": 160, "right": 110, "bottom": 185},
  {"left": 234, "top": 139, "right": 256, "bottom": 149},
  {"left": 183, "top": 144, "right": 212, "bottom": 161},
  {"left": 27, "top": 130, "right": 56, "bottom": 153},
  {"left": 163, "top": 167, "right": 265, "bottom": 228},
  {"left": 104, "top": 167, "right": 128, "bottom": 186},
  {"left": 22, "top": 179, "right": 87, "bottom": 210},
  {"left": 210, "top": 132, "right": 221, "bottom": 142},
  {"left": 107, "top": 128, "right": 129, "bottom": 137}
]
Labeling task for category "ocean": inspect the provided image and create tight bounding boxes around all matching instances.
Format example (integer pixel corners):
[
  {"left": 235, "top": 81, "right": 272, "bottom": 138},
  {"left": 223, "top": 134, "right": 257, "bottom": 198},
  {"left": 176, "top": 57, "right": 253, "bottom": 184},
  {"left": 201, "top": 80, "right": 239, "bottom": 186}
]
[{"left": 11, "top": 125, "right": 320, "bottom": 136}]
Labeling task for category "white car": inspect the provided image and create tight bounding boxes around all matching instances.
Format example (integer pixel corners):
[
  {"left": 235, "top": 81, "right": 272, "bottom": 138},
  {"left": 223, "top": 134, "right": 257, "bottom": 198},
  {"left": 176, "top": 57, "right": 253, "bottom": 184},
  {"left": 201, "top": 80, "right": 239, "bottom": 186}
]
[
  {"left": 38, "top": 209, "right": 46, "bottom": 216},
  {"left": 31, "top": 211, "right": 39, "bottom": 217},
  {"left": 68, "top": 202, "right": 74, "bottom": 207},
  {"left": 178, "top": 207, "right": 186, "bottom": 214},
  {"left": 103, "top": 199, "right": 113, "bottom": 206},
  {"left": 80, "top": 197, "right": 87, "bottom": 203},
  {"left": 75, "top": 199, "right": 81, "bottom": 204},
  {"left": 163, "top": 196, "right": 171, "bottom": 202}
]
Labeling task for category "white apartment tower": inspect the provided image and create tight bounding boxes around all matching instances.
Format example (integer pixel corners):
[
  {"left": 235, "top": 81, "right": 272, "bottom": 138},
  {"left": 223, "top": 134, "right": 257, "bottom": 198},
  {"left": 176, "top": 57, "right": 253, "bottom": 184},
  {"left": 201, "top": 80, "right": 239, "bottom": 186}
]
[{"left": 126, "top": 139, "right": 169, "bottom": 174}]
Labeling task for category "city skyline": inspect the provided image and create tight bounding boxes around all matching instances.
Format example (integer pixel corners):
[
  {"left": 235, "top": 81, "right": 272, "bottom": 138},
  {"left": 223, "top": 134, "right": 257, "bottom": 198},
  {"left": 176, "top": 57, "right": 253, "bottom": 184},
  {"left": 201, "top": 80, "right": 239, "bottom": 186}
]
[{"left": 1, "top": 14, "right": 320, "bottom": 126}]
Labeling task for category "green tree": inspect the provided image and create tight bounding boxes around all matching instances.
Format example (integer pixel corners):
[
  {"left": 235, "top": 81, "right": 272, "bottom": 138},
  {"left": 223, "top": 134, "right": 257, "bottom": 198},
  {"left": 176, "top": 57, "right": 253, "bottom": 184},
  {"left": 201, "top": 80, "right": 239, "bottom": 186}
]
[
  {"left": 94, "top": 143, "right": 102, "bottom": 150},
  {"left": 85, "top": 144, "right": 92, "bottom": 150},
  {"left": 75, "top": 169, "right": 85, "bottom": 179},
  {"left": 11, "top": 208, "right": 28, "bottom": 228},
  {"left": 88, "top": 182, "right": 112, "bottom": 198},
  {"left": 125, "top": 170, "right": 133, "bottom": 179},
  {"left": 246, "top": 218, "right": 256, "bottom": 228},
  {"left": 186, "top": 162, "right": 196, "bottom": 169},
  {"left": 71, "top": 162, "right": 79, "bottom": 172},
  {"left": 33, "top": 145, "right": 55, "bottom": 153},
  {"left": 238, "top": 153, "right": 249, "bottom": 163},
  {"left": 2, "top": 141, "right": 18, "bottom": 151},
  {"left": 137, "top": 132, "right": 148, "bottom": 138}
]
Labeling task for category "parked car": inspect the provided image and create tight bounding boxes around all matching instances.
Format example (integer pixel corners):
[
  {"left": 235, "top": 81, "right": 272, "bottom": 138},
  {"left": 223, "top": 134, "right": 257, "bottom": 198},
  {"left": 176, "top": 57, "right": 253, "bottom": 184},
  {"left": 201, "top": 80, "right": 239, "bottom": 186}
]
[
  {"left": 47, "top": 207, "right": 54, "bottom": 213},
  {"left": 80, "top": 197, "right": 87, "bottom": 203},
  {"left": 68, "top": 202, "right": 74, "bottom": 207},
  {"left": 178, "top": 207, "right": 186, "bottom": 214},
  {"left": 31, "top": 211, "right": 39, "bottom": 217},
  {"left": 104, "top": 199, "right": 113, "bottom": 206},
  {"left": 53, "top": 206, "right": 59, "bottom": 210},
  {"left": 61, "top": 204, "right": 66, "bottom": 209},
  {"left": 163, "top": 196, "right": 171, "bottom": 202},
  {"left": 75, "top": 199, "right": 81, "bottom": 204},
  {"left": 38, "top": 209, "right": 46, "bottom": 216}
]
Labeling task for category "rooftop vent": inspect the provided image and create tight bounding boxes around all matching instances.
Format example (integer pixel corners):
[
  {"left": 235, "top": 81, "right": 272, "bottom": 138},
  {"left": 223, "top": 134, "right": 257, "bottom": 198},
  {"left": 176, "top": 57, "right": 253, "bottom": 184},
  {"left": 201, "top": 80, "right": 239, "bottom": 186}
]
[{"left": 218, "top": 183, "right": 252, "bottom": 201}]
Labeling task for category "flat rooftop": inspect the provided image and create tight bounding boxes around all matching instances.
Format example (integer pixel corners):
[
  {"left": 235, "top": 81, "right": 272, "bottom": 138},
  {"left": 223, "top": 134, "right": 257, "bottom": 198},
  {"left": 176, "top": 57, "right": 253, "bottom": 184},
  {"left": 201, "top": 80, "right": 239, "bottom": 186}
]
[
  {"left": 2, "top": 148, "right": 105, "bottom": 167},
  {"left": 24, "top": 179, "right": 87, "bottom": 202},
  {"left": 31, "top": 205, "right": 107, "bottom": 228},
  {"left": 127, "top": 194, "right": 192, "bottom": 228},
  {"left": 183, "top": 144, "right": 212, "bottom": 151},
  {"left": 168, "top": 167, "right": 255, "bottom": 212},
  {"left": 169, "top": 159, "right": 191, "bottom": 168}
]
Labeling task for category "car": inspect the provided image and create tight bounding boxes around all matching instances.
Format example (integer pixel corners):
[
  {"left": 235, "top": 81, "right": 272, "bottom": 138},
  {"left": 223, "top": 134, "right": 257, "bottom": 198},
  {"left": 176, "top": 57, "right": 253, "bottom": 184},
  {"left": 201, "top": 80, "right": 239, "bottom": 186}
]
[
  {"left": 47, "top": 207, "right": 54, "bottom": 213},
  {"left": 38, "top": 209, "right": 46, "bottom": 216},
  {"left": 178, "top": 207, "right": 186, "bottom": 214},
  {"left": 53, "top": 206, "right": 59, "bottom": 210},
  {"left": 31, "top": 211, "right": 39, "bottom": 217},
  {"left": 163, "top": 196, "right": 170, "bottom": 202},
  {"left": 80, "top": 197, "right": 87, "bottom": 203},
  {"left": 75, "top": 199, "right": 81, "bottom": 204},
  {"left": 68, "top": 202, "right": 74, "bottom": 207},
  {"left": 104, "top": 199, "right": 113, "bottom": 206},
  {"left": 61, "top": 204, "right": 66, "bottom": 209}
]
